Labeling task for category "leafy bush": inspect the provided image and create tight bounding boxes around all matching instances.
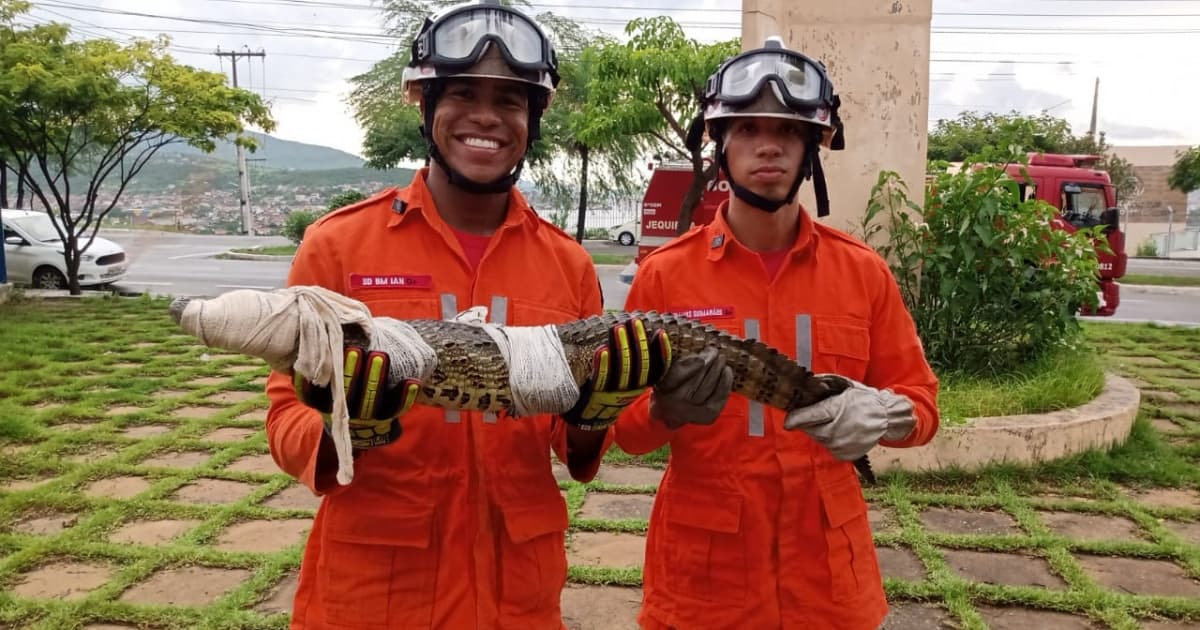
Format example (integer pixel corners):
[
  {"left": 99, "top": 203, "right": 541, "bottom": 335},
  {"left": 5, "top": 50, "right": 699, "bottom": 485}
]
[
  {"left": 859, "top": 158, "right": 1106, "bottom": 376},
  {"left": 282, "top": 210, "right": 323, "bottom": 245},
  {"left": 326, "top": 189, "right": 367, "bottom": 211},
  {"left": 1135, "top": 238, "right": 1159, "bottom": 257}
]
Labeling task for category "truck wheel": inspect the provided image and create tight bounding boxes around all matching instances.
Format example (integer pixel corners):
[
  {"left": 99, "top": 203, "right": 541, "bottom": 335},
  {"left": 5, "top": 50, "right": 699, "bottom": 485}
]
[
  {"left": 32, "top": 266, "right": 67, "bottom": 290},
  {"left": 618, "top": 232, "right": 635, "bottom": 246}
]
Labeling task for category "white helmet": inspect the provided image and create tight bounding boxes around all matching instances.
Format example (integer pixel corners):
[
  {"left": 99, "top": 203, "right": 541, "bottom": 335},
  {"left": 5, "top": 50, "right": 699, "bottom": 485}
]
[{"left": 400, "top": 0, "right": 558, "bottom": 107}]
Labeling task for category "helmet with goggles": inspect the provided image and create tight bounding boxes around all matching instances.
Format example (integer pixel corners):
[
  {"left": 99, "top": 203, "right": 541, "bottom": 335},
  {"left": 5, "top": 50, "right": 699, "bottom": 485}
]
[
  {"left": 694, "top": 36, "right": 846, "bottom": 217},
  {"left": 401, "top": 0, "right": 559, "bottom": 105},
  {"left": 400, "top": 0, "right": 560, "bottom": 194}
]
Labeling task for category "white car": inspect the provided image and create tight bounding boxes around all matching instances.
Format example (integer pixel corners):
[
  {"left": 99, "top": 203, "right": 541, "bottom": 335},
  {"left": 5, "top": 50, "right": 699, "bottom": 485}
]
[
  {"left": 2, "top": 209, "right": 128, "bottom": 289},
  {"left": 608, "top": 219, "right": 640, "bottom": 246}
]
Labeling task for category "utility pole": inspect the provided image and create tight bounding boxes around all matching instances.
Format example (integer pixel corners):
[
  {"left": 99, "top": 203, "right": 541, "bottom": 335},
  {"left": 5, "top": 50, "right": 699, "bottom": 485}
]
[
  {"left": 1087, "top": 77, "right": 1099, "bottom": 144},
  {"left": 214, "top": 47, "right": 265, "bottom": 236}
]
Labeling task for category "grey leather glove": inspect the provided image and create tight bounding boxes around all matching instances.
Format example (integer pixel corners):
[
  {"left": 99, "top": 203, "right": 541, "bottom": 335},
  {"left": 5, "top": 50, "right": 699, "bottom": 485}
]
[
  {"left": 783, "top": 378, "right": 916, "bottom": 461},
  {"left": 649, "top": 347, "right": 734, "bottom": 430}
]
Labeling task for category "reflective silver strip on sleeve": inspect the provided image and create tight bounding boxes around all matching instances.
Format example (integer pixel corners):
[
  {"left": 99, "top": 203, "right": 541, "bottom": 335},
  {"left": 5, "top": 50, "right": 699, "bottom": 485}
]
[
  {"left": 440, "top": 293, "right": 460, "bottom": 424},
  {"left": 440, "top": 293, "right": 458, "bottom": 320},
  {"left": 744, "top": 318, "right": 764, "bottom": 438},
  {"left": 482, "top": 295, "right": 509, "bottom": 423},
  {"left": 490, "top": 295, "right": 508, "bottom": 325},
  {"left": 795, "top": 314, "right": 812, "bottom": 370}
]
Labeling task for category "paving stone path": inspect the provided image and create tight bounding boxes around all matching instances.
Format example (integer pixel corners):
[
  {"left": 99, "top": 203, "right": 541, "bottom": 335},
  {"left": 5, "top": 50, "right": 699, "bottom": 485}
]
[{"left": 1, "top": 301, "right": 1199, "bottom": 629}]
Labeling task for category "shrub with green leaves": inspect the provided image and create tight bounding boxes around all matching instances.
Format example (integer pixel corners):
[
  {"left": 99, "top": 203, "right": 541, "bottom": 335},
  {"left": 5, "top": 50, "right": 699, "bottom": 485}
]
[
  {"left": 282, "top": 209, "right": 323, "bottom": 245},
  {"left": 859, "top": 159, "right": 1106, "bottom": 376}
]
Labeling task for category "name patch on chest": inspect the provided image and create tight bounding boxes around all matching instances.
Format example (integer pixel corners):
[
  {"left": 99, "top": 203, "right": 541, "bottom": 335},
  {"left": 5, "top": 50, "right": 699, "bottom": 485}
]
[
  {"left": 349, "top": 273, "right": 432, "bottom": 290},
  {"left": 668, "top": 306, "right": 735, "bottom": 321}
]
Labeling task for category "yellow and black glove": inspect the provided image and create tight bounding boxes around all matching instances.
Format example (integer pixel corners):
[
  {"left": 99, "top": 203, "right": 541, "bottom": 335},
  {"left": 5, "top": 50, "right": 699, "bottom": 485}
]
[
  {"left": 562, "top": 318, "right": 673, "bottom": 431},
  {"left": 294, "top": 346, "right": 422, "bottom": 450}
]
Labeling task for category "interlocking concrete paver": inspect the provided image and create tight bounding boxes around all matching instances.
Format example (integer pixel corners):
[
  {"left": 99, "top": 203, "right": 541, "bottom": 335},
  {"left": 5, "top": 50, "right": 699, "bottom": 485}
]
[
  {"left": 942, "top": 549, "right": 1066, "bottom": 589},
  {"left": 12, "top": 560, "right": 114, "bottom": 601},
  {"left": 1076, "top": 555, "right": 1200, "bottom": 598},
  {"left": 118, "top": 566, "right": 252, "bottom": 607},
  {"left": 920, "top": 507, "right": 1021, "bottom": 536}
]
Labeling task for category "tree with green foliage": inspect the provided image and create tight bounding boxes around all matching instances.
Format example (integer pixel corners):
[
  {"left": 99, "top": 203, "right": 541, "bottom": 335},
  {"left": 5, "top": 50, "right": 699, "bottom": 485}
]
[
  {"left": 927, "top": 111, "right": 1138, "bottom": 202},
  {"left": 530, "top": 17, "right": 640, "bottom": 242},
  {"left": 0, "top": 3, "right": 273, "bottom": 294},
  {"left": 584, "top": 17, "right": 739, "bottom": 236},
  {"left": 326, "top": 189, "right": 368, "bottom": 211},
  {"left": 1168, "top": 145, "right": 1200, "bottom": 194}
]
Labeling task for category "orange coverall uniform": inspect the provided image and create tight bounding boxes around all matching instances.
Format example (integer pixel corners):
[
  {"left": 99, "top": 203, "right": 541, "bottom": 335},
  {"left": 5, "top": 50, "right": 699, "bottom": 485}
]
[
  {"left": 616, "top": 204, "right": 939, "bottom": 630},
  {"left": 265, "top": 169, "right": 611, "bottom": 629}
]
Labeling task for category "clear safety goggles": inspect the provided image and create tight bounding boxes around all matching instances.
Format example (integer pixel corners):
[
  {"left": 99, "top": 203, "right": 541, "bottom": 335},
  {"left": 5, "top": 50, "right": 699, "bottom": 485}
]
[
  {"left": 705, "top": 50, "right": 833, "bottom": 111},
  {"left": 413, "top": 6, "right": 556, "bottom": 75}
]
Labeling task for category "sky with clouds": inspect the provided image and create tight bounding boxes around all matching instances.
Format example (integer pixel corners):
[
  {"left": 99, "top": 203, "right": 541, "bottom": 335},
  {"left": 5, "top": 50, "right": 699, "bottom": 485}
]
[{"left": 19, "top": 0, "right": 1200, "bottom": 158}]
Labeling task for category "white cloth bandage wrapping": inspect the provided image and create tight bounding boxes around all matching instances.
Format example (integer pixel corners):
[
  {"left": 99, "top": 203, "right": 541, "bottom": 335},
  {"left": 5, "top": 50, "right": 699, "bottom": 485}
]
[
  {"left": 178, "top": 286, "right": 438, "bottom": 486},
  {"left": 452, "top": 307, "right": 581, "bottom": 417},
  {"left": 178, "top": 288, "right": 581, "bottom": 485}
]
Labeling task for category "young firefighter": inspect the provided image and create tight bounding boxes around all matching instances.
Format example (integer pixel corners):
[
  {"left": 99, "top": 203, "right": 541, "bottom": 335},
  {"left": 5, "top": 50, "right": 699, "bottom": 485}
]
[
  {"left": 263, "top": 2, "right": 671, "bottom": 628},
  {"left": 614, "top": 38, "right": 940, "bottom": 629}
]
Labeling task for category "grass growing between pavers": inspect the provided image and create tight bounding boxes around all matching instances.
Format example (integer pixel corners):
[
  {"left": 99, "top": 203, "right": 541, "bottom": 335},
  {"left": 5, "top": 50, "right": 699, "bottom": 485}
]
[
  {"left": 3, "top": 296, "right": 1200, "bottom": 629},
  {"left": 1, "top": 295, "right": 305, "bottom": 629}
]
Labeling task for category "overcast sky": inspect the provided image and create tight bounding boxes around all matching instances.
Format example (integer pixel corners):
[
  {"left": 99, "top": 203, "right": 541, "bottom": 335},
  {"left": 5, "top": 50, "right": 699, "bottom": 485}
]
[{"left": 20, "top": 0, "right": 1200, "bottom": 158}]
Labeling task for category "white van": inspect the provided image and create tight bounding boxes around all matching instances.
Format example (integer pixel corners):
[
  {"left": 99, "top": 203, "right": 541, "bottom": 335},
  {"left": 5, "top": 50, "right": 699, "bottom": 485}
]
[{"left": 1, "top": 209, "right": 127, "bottom": 289}]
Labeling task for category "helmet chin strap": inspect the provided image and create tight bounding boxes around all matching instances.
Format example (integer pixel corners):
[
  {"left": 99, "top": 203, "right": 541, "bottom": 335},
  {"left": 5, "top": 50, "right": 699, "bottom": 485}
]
[
  {"left": 420, "top": 80, "right": 544, "bottom": 195},
  {"left": 713, "top": 125, "right": 829, "bottom": 217}
]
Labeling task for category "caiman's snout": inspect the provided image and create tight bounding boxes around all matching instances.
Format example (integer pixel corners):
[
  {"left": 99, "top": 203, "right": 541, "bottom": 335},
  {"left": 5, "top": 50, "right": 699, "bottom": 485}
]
[{"left": 168, "top": 297, "right": 192, "bottom": 324}]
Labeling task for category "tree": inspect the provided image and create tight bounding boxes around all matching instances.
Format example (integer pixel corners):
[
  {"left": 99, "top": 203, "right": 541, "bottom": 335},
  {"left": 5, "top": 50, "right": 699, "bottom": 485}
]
[
  {"left": 326, "top": 189, "right": 367, "bottom": 211},
  {"left": 1168, "top": 145, "right": 1200, "bottom": 194},
  {"left": 527, "top": 16, "right": 640, "bottom": 242},
  {"left": 584, "top": 17, "right": 739, "bottom": 236},
  {"left": 927, "top": 111, "right": 1138, "bottom": 201},
  {"left": 0, "top": 6, "right": 273, "bottom": 294}
]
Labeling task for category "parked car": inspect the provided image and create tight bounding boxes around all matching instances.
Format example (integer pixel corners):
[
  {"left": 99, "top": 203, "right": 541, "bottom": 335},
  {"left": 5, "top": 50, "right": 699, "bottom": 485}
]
[
  {"left": 1, "top": 209, "right": 128, "bottom": 289},
  {"left": 608, "top": 219, "right": 640, "bottom": 246}
]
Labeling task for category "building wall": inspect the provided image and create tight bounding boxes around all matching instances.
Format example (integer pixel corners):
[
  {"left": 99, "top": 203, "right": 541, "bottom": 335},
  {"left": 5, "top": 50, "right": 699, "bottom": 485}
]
[{"left": 741, "top": 0, "right": 933, "bottom": 234}]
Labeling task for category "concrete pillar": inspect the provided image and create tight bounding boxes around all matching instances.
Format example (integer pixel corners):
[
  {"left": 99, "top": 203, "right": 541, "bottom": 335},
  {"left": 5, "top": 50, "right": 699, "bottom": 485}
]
[{"left": 742, "top": 0, "right": 932, "bottom": 234}]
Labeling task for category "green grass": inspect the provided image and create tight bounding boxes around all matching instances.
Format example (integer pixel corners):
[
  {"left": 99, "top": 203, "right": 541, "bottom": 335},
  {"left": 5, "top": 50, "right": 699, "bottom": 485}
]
[
  {"left": 4, "top": 297, "right": 1200, "bottom": 628},
  {"left": 1122, "top": 274, "right": 1200, "bottom": 287},
  {"left": 937, "top": 345, "right": 1107, "bottom": 425},
  {"left": 590, "top": 253, "right": 634, "bottom": 265}
]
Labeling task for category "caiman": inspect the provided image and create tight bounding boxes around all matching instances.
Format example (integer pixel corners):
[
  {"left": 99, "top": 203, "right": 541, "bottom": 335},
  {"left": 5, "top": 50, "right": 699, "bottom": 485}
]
[{"left": 167, "top": 286, "right": 875, "bottom": 482}]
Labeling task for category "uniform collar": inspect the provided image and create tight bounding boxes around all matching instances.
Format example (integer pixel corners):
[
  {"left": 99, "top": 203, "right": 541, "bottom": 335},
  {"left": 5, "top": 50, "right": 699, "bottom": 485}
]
[
  {"left": 705, "top": 200, "right": 818, "bottom": 263},
  {"left": 387, "top": 167, "right": 539, "bottom": 234}
]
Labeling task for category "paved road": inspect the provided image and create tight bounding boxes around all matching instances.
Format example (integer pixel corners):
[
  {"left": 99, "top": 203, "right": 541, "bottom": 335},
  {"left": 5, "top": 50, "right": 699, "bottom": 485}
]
[
  {"left": 103, "top": 231, "right": 637, "bottom": 306},
  {"left": 98, "top": 231, "right": 1198, "bottom": 326},
  {"left": 1127, "top": 257, "right": 1200, "bottom": 278}
]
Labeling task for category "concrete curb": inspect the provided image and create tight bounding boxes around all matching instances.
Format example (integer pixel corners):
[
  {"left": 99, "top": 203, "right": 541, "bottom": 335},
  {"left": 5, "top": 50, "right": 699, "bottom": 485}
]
[
  {"left": 221, "top": 251, "right": 295, "bottom": 262},
  {"left": 1122, "top": 284, "right": 1200, "bottom": 296},
  {"left": 0, "top": 283, "right": 10, "bottom": 305},
  {"left": 869, "top": 373, "right": 1140, "bottom": 473}
]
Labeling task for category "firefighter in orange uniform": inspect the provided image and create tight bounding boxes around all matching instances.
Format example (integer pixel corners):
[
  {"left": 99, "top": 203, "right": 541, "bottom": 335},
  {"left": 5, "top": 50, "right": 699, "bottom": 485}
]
[
  {"left": 614, "top": 37, "right": 940, "bottom": 629},
  {"left": 264, "top": 2, "right": 671, "bottom": 628}
]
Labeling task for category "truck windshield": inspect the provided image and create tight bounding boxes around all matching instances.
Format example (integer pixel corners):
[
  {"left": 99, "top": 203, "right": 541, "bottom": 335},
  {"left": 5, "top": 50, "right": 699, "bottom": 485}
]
[{"left": 1061, "top": 184, "right": 1108, "bottom": 229}]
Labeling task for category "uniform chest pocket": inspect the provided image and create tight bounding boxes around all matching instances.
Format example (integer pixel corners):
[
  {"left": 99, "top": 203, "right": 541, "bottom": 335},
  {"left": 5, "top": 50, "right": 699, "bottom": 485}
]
[
  {"left": 317, "top": 503, "right": 439, "bottom": 627},
  {"left": 815, "top": 318, "right": 871, "bottom": 381},
  {"left": 661, "top": 487, "right": 747, "bottom": 604}
]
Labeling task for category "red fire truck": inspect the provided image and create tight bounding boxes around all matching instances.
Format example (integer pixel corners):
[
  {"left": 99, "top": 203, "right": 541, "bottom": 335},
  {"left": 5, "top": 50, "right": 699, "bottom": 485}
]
[{"left": 621, "top": 153, "right": 1128, "bottom": 316}]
